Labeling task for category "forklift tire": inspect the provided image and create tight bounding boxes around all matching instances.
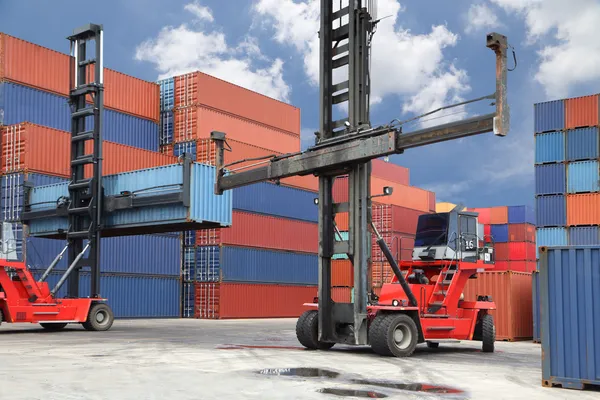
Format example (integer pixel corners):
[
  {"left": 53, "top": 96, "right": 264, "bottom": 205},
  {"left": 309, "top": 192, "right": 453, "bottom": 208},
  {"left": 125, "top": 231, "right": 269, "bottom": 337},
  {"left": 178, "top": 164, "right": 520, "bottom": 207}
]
[
  {"left": 40, "top": 323, "right": 68, "bottom": 331},
  {"left": 82, "top": 303, "right": 114, "bottom": 332},
  {"left": 371, "top": 313, "right": 418, "bottom": 357},
  {"left": 426, "top": 341, "right": 439, "bottom": 349},
  {"left": 481, "top": 314, "right": 495, "bottom": 353},
  {"left": 296, "top": 310, "right": 335, "bottom": 350}
]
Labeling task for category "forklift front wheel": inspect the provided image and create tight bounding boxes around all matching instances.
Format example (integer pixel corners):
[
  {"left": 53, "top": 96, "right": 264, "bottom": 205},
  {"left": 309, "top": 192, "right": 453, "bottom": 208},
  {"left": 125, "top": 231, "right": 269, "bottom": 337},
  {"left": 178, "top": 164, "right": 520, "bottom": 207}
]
[
  {"left": 296, "top": 310, "right": 335, "bottom": 350},
  {"left": 82, "top": 302, "right": 114, "bottom": 332},
  {"left": 40, "top": 323, "right": 68, "bottom": 331},
  {"left": 371, "top": 313, "right": 419, "bottom": 357},
  {"left": 481, "top": 314, "right": 495, "bottom": 353}
]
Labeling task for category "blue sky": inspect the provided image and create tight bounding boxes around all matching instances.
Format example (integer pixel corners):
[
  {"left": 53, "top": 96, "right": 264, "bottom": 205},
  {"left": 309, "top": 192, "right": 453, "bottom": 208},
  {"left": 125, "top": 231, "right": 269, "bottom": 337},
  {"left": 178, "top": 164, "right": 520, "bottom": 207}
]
[{"left": 2, "top": 0, "right": 600, "bottom": 208}]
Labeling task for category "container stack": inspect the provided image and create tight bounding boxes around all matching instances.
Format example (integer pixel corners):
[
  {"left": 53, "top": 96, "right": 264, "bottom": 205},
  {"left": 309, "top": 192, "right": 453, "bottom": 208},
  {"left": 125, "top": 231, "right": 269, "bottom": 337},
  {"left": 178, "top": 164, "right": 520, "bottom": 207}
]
[
  {"left": 0, "top": 32, "right": 183, "bottom": 318},
  {"left": 534, "top": 94, "right": 600, "bottom": 251}
]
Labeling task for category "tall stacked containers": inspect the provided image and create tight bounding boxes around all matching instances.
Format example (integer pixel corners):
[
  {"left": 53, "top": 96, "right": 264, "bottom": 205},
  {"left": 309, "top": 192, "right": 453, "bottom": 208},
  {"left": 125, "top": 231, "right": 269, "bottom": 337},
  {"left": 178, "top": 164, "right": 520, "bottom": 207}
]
[
  {"left": 534, "top": 94, "right": 600, "bottom": 248},
  {"left": 0, "top": 32, "right": 187, "bottom": 318}
]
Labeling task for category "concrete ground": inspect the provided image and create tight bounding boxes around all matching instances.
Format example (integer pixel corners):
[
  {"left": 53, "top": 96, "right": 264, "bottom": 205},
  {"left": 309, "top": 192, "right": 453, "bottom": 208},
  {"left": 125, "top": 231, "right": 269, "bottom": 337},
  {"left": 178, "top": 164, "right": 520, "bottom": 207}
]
[{"left": 0, "top": 319, "right": 597, "bottom": 400}]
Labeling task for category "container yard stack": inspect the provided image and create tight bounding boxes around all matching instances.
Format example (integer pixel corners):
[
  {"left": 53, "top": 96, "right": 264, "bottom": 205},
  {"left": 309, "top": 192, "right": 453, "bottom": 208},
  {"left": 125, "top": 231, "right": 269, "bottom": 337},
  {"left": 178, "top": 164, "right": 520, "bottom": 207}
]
[
  {"left": 460, "top": 205, "right": 536, "bottom": 341},
  {"left": 0, "top": 32, "right": 190, "bottom": 318}
]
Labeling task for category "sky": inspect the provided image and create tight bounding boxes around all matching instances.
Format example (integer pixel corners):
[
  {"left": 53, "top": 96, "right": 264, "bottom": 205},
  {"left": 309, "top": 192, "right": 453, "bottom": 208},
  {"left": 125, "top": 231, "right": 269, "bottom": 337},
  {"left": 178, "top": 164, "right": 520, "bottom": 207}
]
[{"left": 2, "top": 0, "right": 600, "bottom": 208}]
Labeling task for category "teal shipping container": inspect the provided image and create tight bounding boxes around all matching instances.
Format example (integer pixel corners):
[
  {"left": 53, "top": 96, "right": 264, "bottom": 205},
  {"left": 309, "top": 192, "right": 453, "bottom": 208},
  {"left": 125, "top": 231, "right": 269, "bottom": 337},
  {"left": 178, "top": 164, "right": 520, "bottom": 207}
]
[
  {"left": 25, "top": 163, "right": 232, "bottom": 237},
  {"left": 539, "top": 246, "right": 600, "bottom": 390}
]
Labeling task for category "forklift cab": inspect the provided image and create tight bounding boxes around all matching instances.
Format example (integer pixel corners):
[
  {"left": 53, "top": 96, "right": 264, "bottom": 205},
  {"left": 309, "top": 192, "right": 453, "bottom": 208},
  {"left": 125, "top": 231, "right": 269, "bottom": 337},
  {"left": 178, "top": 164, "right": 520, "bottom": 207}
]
[{"left": 412, "top": 205, "right": 493, "bottom": 263}]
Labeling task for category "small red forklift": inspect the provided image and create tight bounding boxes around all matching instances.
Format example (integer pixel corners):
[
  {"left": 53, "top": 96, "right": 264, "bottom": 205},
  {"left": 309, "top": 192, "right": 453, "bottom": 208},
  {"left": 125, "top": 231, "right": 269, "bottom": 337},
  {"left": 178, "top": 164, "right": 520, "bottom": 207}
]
[{"left": 297, "top": 206, "right": 497, "bottom": 357}]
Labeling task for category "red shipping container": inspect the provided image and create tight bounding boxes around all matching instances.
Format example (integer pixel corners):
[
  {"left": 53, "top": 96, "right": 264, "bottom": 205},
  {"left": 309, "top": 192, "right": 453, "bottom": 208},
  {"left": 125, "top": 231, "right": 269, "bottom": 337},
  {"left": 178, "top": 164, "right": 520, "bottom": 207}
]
[
  {"left": 194, "top": 282, "right": 317, "bottom": 319},
  {"left": 484, "top": 224, "right": 491, "bottom": 237},
  {"left": 196, "top": 211, "right": 318, "bottom": 253},
  {"left": 2, "top": 123, "right": 70, "bottom": 176},
  {"left": 565, "top": 95, "right": 599, "bottom": 129},
  {"left": 493, "top": 261, "right": 509, "bottom": 271},
  {"left": 330, "top": 287, "right": 352, "bottom": 303},
  {"left": 194, "top": 138, "right": 317, "bottom": 192},
  {"left": 508, "top": 242, "right": 536, "bottom": 261},
  {"left": 463, "top": 271, "right": 533, "bottom": 341},
  {"left": 372, "top": 262, "right": 394, "bottom": 287},
  {"left": 495, "top": 243, "right": 510, "bottom": 261},
  {"left": 332, "top": 260, "right": 353, "bottom": 286},
  {"left": 428, "top": 191, "right": 436, "bottom": 212},
  {"left": 372, "top": 203, "right": 427, "bottom": 235},
  {"left": 174, "top": 71, "right": 301, "bottom": 135},
  {"left": 469, "top": 208, "right": 491, "bottom": 224},
  {"left": 372, "top": 233, "right": 414, "bottom": 262},
  {"left": 490, "top": 206, "right": 509, "bottom": 224},
  {"left": 508, "top": 224, "right": 536, "bottom": 242},
  {"left": 174, "top": 105, "right": 300, "bottom": 154},
  {"left": 506, "top": 261, "right": 536, "bottom": 273},
  {"left": 0, "top": 33, "right": 159, "bottom": 122},
  {"left": 159, "top": 145, "right": 173, "bottom": 156},
  {"left": 371, "top": 159, "right": 409, "bottom": 185}
]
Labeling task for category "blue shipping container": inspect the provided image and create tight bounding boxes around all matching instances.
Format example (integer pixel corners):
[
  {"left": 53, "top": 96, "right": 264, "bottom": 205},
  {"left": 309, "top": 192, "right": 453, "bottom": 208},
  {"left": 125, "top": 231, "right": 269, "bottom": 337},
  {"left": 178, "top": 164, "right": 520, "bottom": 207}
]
[
  {"left": 159, "top": 111, "right": 173, "bottom": 145},
  {"left": 536, "top": 195, "right": 566, "bottom": 227},
  {"left": 0, "top": 82, "right": 159, "bottom": 151},
  {"left": 539, "top": 246, "right": 600, "bottom": 390},
  {"left": 566, "top": 127, "right": 599, "bottom": 161},
  {"left": 32, "top": 270, "right": 181, "bottom": 318},
  {"left": 233, "top": 182, "right": 318, "bottom": 222},
  {"left": 183, "top": 246, "right": 197, "bottom": 281},
  {"left": 490, "top": 224, "right": 509, "bottom": 243},
  {"left": 508, "top": 205, "right": 536, "bottom": 224},
  {"left": 196, "top": 246, "right": 318, "bottom": 284},
  {"left": 568, "top": 226, "right": 600, "bottom": 246},
  {"left": 534, "top": 100, "right": 564, "bottom": 133},
  {"left": 27, "top": 163, "right": 232, "bottom": 235},
  {"left": 25, "top": 234, "right": 181, "bottom": 276},
  {"left": 157, "top": 78, "right": 174, "bottom": 111},
  {"left": 1, "top": 221, "right": 23, "bottom": 261},
  {"left": 532, "top": 270, "right": 540, "bottom": 343},
  {"left": 174, "top": 140, "right": 197, "bottom": 160},
  {"left": 535, "top": 164, "right": 566, "bottom": 195},
  {"left": 182, "top": 281, "right": 195, "bottom": 318},
  {"left": 567, "top": 160, "right": 599, "bottom": 193},
  {"left": 536, "top": 227, "right": 568, "bottom": 258},
  {"left": 1, "top": 172, "right": 68, "bottom": 221},
  {"left": 535, "top": 131, "right": 565, "bottom": 164},
  {"left": 183, "top": 230, "right": 196, "bottom": 247}
]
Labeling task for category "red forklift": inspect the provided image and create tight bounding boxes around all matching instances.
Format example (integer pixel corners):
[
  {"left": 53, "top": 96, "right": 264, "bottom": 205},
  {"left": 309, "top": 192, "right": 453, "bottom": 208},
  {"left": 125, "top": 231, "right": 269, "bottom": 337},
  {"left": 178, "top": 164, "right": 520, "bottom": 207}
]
[{"left": 296, "top": 205, "right": 498, "bottom": 357}]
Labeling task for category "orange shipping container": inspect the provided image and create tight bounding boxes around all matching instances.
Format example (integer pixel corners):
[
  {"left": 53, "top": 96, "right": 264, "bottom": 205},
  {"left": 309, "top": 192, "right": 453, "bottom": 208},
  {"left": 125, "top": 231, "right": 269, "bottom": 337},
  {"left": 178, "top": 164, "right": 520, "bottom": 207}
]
[
  {"left": 335, "top": 212, "right": 349, "bottom": 231},
  {"left": 194, "top": 138, "right": 317, "bottom": 192},
  {"left": 371, "top": 176, "right": 432, "bottom": 212},
  {"left": 174, "top": 71, "right": 301, "bottom": 135},
  {"left": 0, "top": 33, "right": 159, "bottom": 122},
  {"left": 371, "top": 159, "right": 409, "bottom": 185},
  {"left": 332, "top": 260, "right": 353, "bottom": 286},
  {"left": 565, "top": 95, "right": 599, "bottom": 129},
  {"left": 468, "top": 207, "right": 491, "bottom": 224},
  {"left": 567, "top": 193, "right": 600, "bottom": 226},
  {"left": 2, "top": 123, "right": 70, "bottom": 176},
  {"left": 174, "top": 105, "right": 300, "bottom": 154},
  {"left": 463, "top": 271, "right": 533, "bottom": 341},
  {"left": 489, "top": 206, "right": 508, "bottom": 224}
]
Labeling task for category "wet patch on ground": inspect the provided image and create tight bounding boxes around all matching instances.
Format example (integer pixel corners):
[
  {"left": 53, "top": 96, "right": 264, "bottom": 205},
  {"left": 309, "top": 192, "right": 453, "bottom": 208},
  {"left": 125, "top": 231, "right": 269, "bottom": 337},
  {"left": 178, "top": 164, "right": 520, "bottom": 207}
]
[
  {"left": 350, "top": 379, "right": 464, "bottom": 394},
  {"left": 217, "top": 344, "right": 305, "bottom": 350},
  {"left": 258, "top": 368, "right": 341, "bottom": 378},
  {"left": 317, "top": 388, "right": 387, "bottom": 398}
]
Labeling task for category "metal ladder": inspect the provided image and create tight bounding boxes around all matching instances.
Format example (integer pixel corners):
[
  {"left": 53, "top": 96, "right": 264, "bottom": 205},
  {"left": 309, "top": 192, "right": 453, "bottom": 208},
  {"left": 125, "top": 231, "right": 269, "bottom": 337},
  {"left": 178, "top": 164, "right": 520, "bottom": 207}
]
[{"left": 63, "top": 24, "right": 105, "bottom": 298}]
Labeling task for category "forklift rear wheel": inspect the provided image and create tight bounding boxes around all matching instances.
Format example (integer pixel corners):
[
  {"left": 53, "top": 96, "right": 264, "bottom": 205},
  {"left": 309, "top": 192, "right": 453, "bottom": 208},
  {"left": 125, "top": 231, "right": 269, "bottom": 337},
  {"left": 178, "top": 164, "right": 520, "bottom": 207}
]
[
  {"left": 296, "top": 310, "right": 335, "bottom": 350},
  {"left": 40, "top": 323, "right": 68, "bottom": 331},
  {"left": 82, "top": 303, "right": 114, "bottom": 332},
  {"left": 481, "top": 314, "right": 495, "bottom": 353},
  {"left": 371, "top": 313, "right": 418, "bottom": 357},
  {"left": 426, "top": 341, "right": 439, "bottom": 349}
]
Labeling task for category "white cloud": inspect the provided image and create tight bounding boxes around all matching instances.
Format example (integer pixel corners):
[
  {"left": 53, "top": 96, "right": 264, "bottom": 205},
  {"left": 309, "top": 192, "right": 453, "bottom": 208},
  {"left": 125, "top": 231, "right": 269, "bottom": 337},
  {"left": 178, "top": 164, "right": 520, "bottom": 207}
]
[
  {"left": 254, "top": 0, "right": 470, "bottom": 126},
  {"left": 491, "top": 0, "right": 600, "bottom": 98},
  {"left": 135, "top": 2, "right": 291, "bottom": 102},
  {"left": 184, "top": 1, "right": 214, "bottom": 22},
  {"left": 465, "top": 3, "right": 503, "bottom": 34}
]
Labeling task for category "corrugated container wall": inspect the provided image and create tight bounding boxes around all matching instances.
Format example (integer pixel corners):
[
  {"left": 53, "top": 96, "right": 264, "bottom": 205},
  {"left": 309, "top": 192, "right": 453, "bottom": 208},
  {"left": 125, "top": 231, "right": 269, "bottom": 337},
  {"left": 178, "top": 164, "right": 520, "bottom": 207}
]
[
  {"left": 469, "top": 208, "right": 491, "bottom": 224},
  {"left": 371, "top": 159, "right": 409, "bottom": 185},
  {"left": 535, "top": 164, "right": 566, "bottom": 195},
  {"left": 0, "top": 82, "right": 159, "bottom": 151},
  {"left": 194, "top": 282, "right": 317, "bottom": 319},
  {"left": 566, "top": 193, "right": 600, "bottom": 226},
  {"left": 159, "top": 111, "right": 173, "bottom": 145},
  {"left": 535, "top": 131, "right": 565, "bottom": 164},
  {"left": 536, "top": 195, "right": 566, "bottom": 227},
  {"left": 174, "top": 71, "right": 300, "bottom": 135},
  {"left": 232, "top": 183, "right": 317, "bottom": 222},
  {"left": 34, "top": 271, "right": 180, "bottom": 318},
  {"left": 0, "top": 33, "right": 159, "bottom": 122},
  {"left": 534, "top": 100, "right": 564, "bottom": 133},
  {"left": 539, "top": 246, "right": 600, "bottom": 389},
  {"left": 567, "top": 160, "right": 599, "bottom": 193},
  {"left": 1, "top": 222, "right": 23, "bottom": 261},
  {"left": 564, "top": 95, "right": 599, "bottom": 129},
  {"left": 536, "top": 227, "right": 568, "bottom": 258},
  {"left": 463, "top": 271, "right": 533, "bottom": 341},
  {"left": 566, "top": 127, "right": 599, "bottom": 161},
  {"left": 508, "top": 224, "right": 536, "bottom": 242},
  {"left": 157, "top": 77, "right": 174, "bottom": 111},
  {"left": 1, "top": 172, "right": 67, "bottom": 221},
  {"left": 195, "top": 246, "right": 317, "bottom": 284},
  {"left": 508, "top": 205, "right": 535, "bottom": 224},
  {"left": 490, "top": 206, "right": 508, "bottom": 224},
  {"left": 491, "top": 224, "right": 509, "bottom": 243},
  {"left": 568, "top": 226, "right": 600, "bottom": 246},
  {"left": 532, "top": 271, "right": 540, "bottom": 343}
]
